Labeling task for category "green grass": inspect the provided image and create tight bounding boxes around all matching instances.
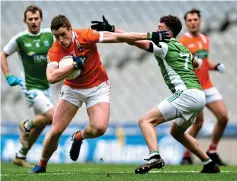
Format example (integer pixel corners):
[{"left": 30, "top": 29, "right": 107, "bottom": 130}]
[{"left": 1, "top": 162, "right": 237, "bottom": 181}]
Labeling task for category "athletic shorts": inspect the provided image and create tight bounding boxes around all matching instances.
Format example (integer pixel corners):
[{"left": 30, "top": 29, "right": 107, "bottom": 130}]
[
  {"left": 21, "top": 88, "right": 54, "bottom": 115},
  {"left": 204, "top": 87, "right": 222, "bottom": 104},
  {"left": 157, "top": 89, "right": 206, "bottom": 129},
  {"left": 59, "top": 81, "right": 111, "bottom": 108}
]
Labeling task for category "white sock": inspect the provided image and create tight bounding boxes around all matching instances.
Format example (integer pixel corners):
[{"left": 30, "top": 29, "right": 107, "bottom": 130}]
[
  {"left": 16, "top": 152, "right": 26, "bottom": 158},
  {"left": 24, "top": 120, "right": 33, "bottom": 131}
]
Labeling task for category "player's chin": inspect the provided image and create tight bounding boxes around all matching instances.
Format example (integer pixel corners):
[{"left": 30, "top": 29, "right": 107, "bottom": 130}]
[{"left": 31, "top": 27, "right": 39, "bottom": 34}]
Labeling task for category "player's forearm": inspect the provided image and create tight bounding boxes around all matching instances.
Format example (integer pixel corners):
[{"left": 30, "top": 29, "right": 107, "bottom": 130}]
[
  {"left": 115, "top": 32, "right": 148, "bottom": 43},
  {"left": 113, "top": 28, "right": 151, "bottom": 51},
  {"left": 1, "top": 51, "right": 11, "bottom": 75},
  {"left": 47, "top": 65, "right": 74, "bottom": 84},
  {"left": 208, "top": 60, "right": 216, "bottom": 70}
]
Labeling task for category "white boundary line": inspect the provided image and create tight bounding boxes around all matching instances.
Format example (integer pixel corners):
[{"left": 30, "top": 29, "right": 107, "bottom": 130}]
[{"left": 1, "top": 170, "right": 237, "bottom": 177}]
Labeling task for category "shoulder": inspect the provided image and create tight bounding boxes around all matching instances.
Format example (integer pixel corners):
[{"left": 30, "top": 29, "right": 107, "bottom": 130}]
[
  {"left": 11, "top": 30, "right": 28, "bottom": 41},
  {"left": 75, "top": 28, "right": 98, "bottom": 37},
  {"left": 200, "top": 33, "right": 209, "bottom": 42},
  {"left": 178, "top": 32, "right": 190, "bottom": 43},
  {"left": 48, "top": 41, "right": 64, "bottom": 60},
  {"left": 41, "top": 28, "right": 53, "bottom": 36}
]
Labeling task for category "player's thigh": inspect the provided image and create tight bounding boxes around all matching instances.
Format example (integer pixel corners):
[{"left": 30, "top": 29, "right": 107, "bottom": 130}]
[
  {"left": 193, "top": 110, "right": 204, "bottom": 126},
  {"left": 87, "top": 102, "right": 110, "bottom": 130},
  {"left": 139, "top": 106, "right": 166, "bottom": 127},
  {"left": 42, "top": 107, "right": 55, "bottom": 124},
  {"left": 206, "top": 99, "right": 228, "bottom": 121},
  {"left": 204, "top": 87, "right": 222, "bottom": 104},
  {"left": 52, "top": 99, "right": 79, "bottom": 133}
]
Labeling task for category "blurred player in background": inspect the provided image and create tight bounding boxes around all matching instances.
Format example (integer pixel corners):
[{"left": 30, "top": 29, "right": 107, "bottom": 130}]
[
  {"left": 179, "top": 9, "right": 228, "bottom": 166},
  {"left": 1, "top": 5, "right": 54, "bottom": 167},
  {"left": 91, "top": 15, "right": 220, "bottom": 174},
  {"left": 31, "top": 14, "right": 169, "bottom": 173}
]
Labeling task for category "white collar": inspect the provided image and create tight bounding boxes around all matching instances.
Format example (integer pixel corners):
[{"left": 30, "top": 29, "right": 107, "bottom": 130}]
[{"left": 26, "top": 28, "right": 42, "bottom": 36}]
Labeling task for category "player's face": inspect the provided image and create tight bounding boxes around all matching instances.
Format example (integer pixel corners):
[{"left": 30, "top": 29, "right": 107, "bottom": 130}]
[
  {"left": 157, "top": 23, "right": 173, "bottom": 37},
  {"left": 24, "top": 11, "right": 42, "bottom": 34},
  {"left": 185, "top": 13, "right": 201, "bottom": 34},
  {"left": 52, "top": 27, "right": 73, "bottom": 48},
  {"left": 157, "top": 23, "right": 167, "bottom": 31}
]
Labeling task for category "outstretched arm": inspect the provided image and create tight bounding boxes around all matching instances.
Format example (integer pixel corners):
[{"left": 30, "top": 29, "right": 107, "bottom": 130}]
[
  {"left": 208, "top": 59, "right": 225, "bottom": 73},
  {"left": 91, "top": 16, "right": 170, "bottom": 52}
]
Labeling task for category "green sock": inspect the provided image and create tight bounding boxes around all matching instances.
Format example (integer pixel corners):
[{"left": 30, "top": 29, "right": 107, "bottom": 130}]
[{"left": 150, "top": 150, "right": 160, "bottom": 155}]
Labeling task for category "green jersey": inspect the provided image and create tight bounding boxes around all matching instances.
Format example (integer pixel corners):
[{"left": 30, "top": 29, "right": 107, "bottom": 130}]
[
  {"left": 3, "top": 28, "right": 54, "bottom": 90},
  {"left": 152, "top": 38, "right": 202, "bottom": 93}
]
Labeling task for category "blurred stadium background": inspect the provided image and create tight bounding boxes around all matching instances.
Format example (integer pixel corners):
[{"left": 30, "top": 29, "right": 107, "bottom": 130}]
[{"left": 1, "top": 1, "right": 237, "bottom": 166}]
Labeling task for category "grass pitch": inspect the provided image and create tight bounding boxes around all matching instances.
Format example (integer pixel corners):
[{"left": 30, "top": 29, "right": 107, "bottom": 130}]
[{"left": 1, "top": 162, "right": 237, "bottom": 181}]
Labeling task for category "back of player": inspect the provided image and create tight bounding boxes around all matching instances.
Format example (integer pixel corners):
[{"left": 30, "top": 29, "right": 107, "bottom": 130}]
[{"left": 154, "top": 38, "right": 202, "bottom": 93}]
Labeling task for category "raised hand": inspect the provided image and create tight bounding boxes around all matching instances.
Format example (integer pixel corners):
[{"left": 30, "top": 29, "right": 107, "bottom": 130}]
[{"left": 91, "top": 15, "right": 115, "bottom": 32}]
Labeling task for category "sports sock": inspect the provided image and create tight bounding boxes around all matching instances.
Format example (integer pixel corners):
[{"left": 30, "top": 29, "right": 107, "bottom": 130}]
[
  {"left": 207, "top": 143, "right": 217, "bottom": 153},
  {"left": 16, "top": 146, "right": 29, "bottom": 158},
  {"left": 38, "top": 159, "right": 48, "bottom": 168},
  {"left": 24, "top": 120, "right": 33, "bottom": 132},
  {"left": 183, "top": 150, "right": 191, "bottom": 158},
  {"left": 149, "top": 151, "right": 161, "bottom": 159},
  {"left": 75, "top": 130, "right": 85, "bottom": 141},
  {"left": 203, "top": 158, "right": 212, "bottom": 165}
]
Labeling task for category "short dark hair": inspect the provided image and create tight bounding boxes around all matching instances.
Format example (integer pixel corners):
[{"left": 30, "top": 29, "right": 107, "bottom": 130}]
[
  {"left": 24, "top": 5, "right": 42, "bottom": 20},
  {"left": 160, "top": 15, "right": 182, "bottom": 38},
  {"left": 50, "top": 15, "right": 72, "bottom": 31},
  {"left": 184, "top": 9, "right": 201, "bottom": 20}
]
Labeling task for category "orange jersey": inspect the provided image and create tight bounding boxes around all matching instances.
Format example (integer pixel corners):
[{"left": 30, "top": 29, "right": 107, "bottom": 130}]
[
  {"left": 179, "top": 32, "right": 213, "bottom": 89},
  {"left": 48, "top": 29, "right": 108, "bottom": 89}
]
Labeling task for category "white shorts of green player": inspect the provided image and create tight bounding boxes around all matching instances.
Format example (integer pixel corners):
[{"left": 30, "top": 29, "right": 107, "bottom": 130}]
[
  {"left": 157, "top": 89, "right": 206, "bottom": 129},
  {"left": 20, "top": 88, "right": 54, "bottom": 115},
  {"left": 59, "top": 81, "right": 111, "bottom": 109}
]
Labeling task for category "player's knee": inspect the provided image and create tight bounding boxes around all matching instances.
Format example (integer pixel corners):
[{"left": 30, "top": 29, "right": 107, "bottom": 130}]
[
  {"left": 193, "top": 119, "right": 204, "bottom": 130},
  {"left": 50, "top": 127, "right": 64, "bottom": 138},
  {"left": 218, "top": 113, "right": 228, "bottom": 126},
  {"left": 93, "top": 124, "right": 108, "bottom": 136},
  {"left": 139, "top": 117, "right": 148, "bottom": 126}
]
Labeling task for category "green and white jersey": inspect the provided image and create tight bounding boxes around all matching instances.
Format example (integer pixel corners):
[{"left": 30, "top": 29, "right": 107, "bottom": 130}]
[
  {"left": 3, "top": 28, "right": 54, "bottom": 90},
  {"left": 152, "top": 38, "right": 202, "bottom": 93}
]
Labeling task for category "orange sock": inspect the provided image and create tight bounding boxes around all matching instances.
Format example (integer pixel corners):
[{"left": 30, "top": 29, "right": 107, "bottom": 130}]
[
  {"left": 183, "top": 150, "right": 191, "bottom": 158},
  {"left": 38, "top": 159, "right": 48, "bottom": 168},
  {"left": 75, "top": 131, "right": 84, "bottom": 141},
  {"left": 208, "top": 144, "right": 217, "bottom": 153}
]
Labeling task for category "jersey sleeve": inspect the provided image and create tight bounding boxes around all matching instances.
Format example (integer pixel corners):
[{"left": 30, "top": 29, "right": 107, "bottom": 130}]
[
  {"left": 47, "top": 44, "right": 60, "bottom": 66},
  {"left": 3, "top": 35, "right": 19, "bottom": 55},
  {"left": 151, "top": 42, "right": 168, "bottom": 59},
  {"left": 86, "top": 29, "right": 102, "bottom": 45}
]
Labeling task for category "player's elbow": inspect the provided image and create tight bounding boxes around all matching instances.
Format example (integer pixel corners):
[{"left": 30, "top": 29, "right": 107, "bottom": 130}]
[{"left": 47, "top": 73, "right": 57, "bottom": 84}]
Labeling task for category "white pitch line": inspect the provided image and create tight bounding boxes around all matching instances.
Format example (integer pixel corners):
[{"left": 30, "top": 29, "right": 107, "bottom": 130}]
[{"left": 1, "top": 170, "right": 237, "bottom": 177}]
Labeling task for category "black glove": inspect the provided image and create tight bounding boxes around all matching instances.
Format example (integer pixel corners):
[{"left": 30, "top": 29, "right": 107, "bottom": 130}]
[
  {"left": 72, "top": 56, "right": 86, "bottom": 69},
  {"left": 147, "top": 31, "right": 171, "bottom": 44},
  {"left": 91, "top": 15, "right": 115, "bottom": 32}
]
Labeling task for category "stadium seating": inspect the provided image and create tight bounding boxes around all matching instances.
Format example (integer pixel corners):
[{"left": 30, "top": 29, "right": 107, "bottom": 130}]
[{"left": 1, "top": 1, "right": 237, "bottom": 124}]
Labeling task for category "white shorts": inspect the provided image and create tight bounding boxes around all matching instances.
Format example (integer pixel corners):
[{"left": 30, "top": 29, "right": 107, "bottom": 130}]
[
  {"left": 59, "top": 81, "right": 111, "bottom": 108},
  {"left": 21, "top": 88, "right": 54, "bottom": 115},
  {"left": 204, "top": 87, "right": 222, "bottom": 104},
  {"left": 157, "top": 89, "right": 206, "bottom": 129}
]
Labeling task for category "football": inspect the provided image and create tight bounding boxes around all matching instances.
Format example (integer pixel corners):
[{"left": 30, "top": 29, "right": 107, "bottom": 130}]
[{"left": 58, "top": 56, "right": 81, "bottom": 80}]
